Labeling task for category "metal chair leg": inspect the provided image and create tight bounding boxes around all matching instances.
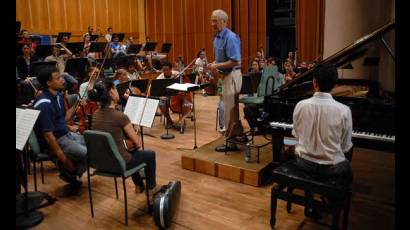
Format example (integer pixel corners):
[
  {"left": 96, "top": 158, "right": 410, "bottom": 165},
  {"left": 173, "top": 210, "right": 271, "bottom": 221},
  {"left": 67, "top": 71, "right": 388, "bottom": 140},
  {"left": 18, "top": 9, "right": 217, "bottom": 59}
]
[
  {"left": 122, "top": 176, "right": 128, "bottom": 226},
  {"left": 40, "top": 161, "right": 45, "bottom": 184},
  {"left": 144, "top": 167, "right": 151, "bottom": 212},
  {"left": 114, "top": 177, "right": 119, "bottom": 200},
  {"left": 32, "top": 161, "right": 37, "bottom": 192},
  {"left": 86, "top": 164, "right": 94, "bottom": 218}
]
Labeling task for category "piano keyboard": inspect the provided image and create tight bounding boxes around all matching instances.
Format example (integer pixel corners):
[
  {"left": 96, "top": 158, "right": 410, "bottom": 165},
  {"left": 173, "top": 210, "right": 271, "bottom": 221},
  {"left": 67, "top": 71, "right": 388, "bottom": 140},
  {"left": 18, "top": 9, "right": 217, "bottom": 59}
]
[{"left": 269, "top": 121, "right": 395, "bottom": 143}]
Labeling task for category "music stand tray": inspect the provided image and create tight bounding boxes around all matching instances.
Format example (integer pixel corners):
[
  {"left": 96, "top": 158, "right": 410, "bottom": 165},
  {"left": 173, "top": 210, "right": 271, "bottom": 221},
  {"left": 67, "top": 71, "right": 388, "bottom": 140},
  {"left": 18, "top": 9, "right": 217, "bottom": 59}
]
[
  {"left": 90, "top": 35, "right": 99, "bottom": 42},
  {"left": 127, "top": 44, "right": 142, "bottom": 54},
  {"left": 143, "top": 42, "right": 157, "bottom": 52},
  {"left": 160, "top": 43, "right": 172, "bottom": 53},
  {"left": 112, "top": 33, "right": 125, "bottom": 42},
  {"left": 64, "top": 58, "right": 88, "bottom": 81},
  {"left": 35, "top": 45, "right": 54, "bottom": 59},
  {"left": 30, "top": 61, "right": 57, "bottom": 77},
  {"left": 56, "top": 32, "right": 71, "bottom": 43},
  {"left": 89, "top": 42, "right": 106, "bottom": 53},
  {"left": 131, "top": 79, "right": 149, "bottom": 94},
  {"left": 240, "top": 75, "right": 253, "bottom": 94},
  {"left": 66, "top": 42, "right": 84, "bottom": 55}
]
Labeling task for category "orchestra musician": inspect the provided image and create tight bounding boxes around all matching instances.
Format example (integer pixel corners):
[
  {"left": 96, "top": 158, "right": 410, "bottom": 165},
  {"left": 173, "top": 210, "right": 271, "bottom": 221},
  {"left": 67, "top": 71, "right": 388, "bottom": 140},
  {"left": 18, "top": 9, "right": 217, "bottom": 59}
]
[
  {"left": 89, "top": 79, "right": 159, "bottom": 199},
  {"left": 33, "top": 66, "right": 87, "bottom": 189},
  {"left": 157, "top": 61, "right": 193, "bottom": 133}
]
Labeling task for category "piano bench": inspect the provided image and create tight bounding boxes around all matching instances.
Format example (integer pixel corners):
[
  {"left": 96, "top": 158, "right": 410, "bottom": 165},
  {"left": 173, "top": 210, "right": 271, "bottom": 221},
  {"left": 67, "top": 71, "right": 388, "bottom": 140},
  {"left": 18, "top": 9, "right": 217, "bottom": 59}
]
[{"left": 270, "top": 160, "right": 352, "bottom": 230}]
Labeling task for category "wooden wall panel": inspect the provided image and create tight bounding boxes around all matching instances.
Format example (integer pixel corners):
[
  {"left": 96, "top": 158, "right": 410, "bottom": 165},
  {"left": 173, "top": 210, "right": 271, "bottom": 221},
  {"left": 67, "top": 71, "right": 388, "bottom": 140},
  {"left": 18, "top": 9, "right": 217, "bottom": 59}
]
[
  {"left": 16, "top": 0, "right": 145, "bottom": 41},
  {"left": 16, "top": 0, "right": 266, "bottom": 71},
  {"left": 257, "top": 0, "right": 267, "bottom": 54}
]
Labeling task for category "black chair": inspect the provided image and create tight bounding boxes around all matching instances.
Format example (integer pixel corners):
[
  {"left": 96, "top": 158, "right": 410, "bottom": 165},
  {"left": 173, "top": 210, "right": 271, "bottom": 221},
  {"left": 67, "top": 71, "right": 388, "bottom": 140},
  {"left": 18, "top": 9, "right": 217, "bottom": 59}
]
[
  {"left": 27, "top": 131, "right": 51, "bottom": 192},
  {"left": 270, "top": 149, "right": 353, "bottom": 230}
]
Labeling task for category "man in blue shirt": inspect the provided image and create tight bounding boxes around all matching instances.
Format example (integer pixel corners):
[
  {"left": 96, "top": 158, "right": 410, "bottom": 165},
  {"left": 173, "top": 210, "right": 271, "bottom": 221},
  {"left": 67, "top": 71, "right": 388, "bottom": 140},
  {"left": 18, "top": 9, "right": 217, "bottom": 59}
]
[
  {"left": 33, "top": 66, "right": 87, "bottom": 187},
  {"left": 207, "top": 9, "right": 246, "bottom": 152}
]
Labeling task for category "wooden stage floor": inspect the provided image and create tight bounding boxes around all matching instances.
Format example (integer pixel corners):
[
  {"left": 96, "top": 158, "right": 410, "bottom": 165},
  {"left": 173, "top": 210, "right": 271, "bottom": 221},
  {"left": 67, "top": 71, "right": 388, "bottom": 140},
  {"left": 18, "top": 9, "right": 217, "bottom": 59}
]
[{"left": 24, "top": 95, "right": 394, "bottom": 229}]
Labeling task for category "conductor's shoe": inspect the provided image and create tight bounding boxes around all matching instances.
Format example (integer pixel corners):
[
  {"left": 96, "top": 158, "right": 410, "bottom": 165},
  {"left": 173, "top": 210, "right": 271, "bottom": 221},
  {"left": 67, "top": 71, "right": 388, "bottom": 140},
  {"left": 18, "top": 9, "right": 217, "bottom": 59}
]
[{"left": 215, "top": 144, "right": 239, "bottom": 152}]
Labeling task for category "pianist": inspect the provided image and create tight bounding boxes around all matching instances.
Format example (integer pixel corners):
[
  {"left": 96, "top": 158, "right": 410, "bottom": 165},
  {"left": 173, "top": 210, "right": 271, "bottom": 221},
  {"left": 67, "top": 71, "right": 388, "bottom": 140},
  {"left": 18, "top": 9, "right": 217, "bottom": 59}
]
[
  {"left": 292, "top": 63, "right": 353, "bottom": 178},
  {"left": 291, "top": 63, "right": 353, "bottom": 218}
]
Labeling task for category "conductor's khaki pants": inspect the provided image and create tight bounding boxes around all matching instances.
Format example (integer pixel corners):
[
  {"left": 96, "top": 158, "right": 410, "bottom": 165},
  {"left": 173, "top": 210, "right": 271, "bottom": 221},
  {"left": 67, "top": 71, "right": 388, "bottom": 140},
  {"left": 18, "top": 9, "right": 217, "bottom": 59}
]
[{"left": 222, "top": 69, "right": 244, "bottom": 140}]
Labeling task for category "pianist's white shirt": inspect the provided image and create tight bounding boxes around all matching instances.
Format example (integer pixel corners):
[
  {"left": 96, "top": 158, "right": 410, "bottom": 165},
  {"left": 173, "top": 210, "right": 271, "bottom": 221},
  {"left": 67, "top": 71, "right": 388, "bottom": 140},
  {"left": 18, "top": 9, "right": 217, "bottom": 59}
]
[{"left": 292, "top": 92, "right": 353, "bottom": 165}]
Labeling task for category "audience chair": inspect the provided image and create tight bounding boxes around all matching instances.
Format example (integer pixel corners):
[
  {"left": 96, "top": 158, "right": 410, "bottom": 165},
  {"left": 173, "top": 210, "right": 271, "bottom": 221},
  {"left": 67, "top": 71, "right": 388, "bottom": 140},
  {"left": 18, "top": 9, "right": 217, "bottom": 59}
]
[
  {"left": 270, "top": 148, "right": 354, "bottom": 230},
  {"left": 83, "top": 130, "right": 150, "bottom": 226}
]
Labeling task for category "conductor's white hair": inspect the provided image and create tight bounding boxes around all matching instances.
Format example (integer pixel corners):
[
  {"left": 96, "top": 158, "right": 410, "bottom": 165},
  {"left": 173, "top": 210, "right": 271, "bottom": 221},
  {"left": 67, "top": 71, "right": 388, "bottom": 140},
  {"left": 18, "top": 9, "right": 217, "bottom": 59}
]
[{"left": 212, "top": 9, "right": 228, "bottom": 22}]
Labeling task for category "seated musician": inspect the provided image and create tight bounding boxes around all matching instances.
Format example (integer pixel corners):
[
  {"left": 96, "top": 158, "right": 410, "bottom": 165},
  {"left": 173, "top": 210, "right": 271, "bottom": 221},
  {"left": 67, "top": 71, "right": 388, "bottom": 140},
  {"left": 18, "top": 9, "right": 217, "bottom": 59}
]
[
  {"left": 157, "top": 61, "right": 192, "bottom": 132},
  {"left": 17, "top": 29, "right": 37, "bottom": 54},
  {"left": 125, "top": 60, "right": 141, "bottom": 80},
  {"left": 89, "top": 79, "right": 159, "bottom": 200},
  {"left": 16, "top": 44, "right": 39, "bottom": 79},
  {"left": 284, "top": 61, "right": 296, "bottom": 82},
  {"left": 45, "top": 45, "right": 78, "bottom": 93},
  {"left": 193, "top": 49, "right": 211, "bottom": 96},
  {"left": 291, "top": 63, "right": 353, "bottom": 218},
  {"left": 110, "top": 35, "right": 126, "bottom": 59},
  {"left": 33, "top": 66, "right": 87, "bottom": 188}
]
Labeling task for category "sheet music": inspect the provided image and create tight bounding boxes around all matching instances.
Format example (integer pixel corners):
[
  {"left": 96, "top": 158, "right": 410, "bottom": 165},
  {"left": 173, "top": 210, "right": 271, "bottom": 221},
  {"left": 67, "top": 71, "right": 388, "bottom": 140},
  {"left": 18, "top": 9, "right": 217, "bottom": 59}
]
[
  {"left": 167, "top": 83, "right": 199, "bottom": 92},
  {"left": 124, "top": 96, "right": 159, "bottom": 128},
  {"left": 16, "top": 108, "right": 40, "bottom": 150}
]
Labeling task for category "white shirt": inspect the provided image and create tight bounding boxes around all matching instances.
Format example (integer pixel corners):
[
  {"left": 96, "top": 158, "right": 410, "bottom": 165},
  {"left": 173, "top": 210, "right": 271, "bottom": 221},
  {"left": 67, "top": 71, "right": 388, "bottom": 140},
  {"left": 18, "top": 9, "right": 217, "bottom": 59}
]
[
  {"left": 127, "top": 71, "right": 140, "bottom": 80},
  {"left": 105, "top": 34, "right": 112, "bottom": 42},
  {"left": 292, "top": 92, "right": 353, "bottom": 165},
  {"left": 79, "top": 82, "right": 89, "bottom": 98},
  {"left": 156, "top": 70, "right": 180, "bottom": 79}
]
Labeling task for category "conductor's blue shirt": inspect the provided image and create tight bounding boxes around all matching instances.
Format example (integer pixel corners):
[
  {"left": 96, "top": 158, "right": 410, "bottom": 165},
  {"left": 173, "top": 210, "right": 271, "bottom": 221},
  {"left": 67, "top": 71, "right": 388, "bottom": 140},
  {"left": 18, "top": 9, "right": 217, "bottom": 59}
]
[{"left": 213, "top": 27, "right": 241, "bottom": 73}]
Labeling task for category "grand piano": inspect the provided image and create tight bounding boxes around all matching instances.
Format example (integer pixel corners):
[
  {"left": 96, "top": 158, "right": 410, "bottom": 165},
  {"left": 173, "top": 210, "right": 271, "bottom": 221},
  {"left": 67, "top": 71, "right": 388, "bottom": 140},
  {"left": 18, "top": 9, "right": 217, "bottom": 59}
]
[{"left": 260, "top": 20, "right": 395, "bottom": 163}]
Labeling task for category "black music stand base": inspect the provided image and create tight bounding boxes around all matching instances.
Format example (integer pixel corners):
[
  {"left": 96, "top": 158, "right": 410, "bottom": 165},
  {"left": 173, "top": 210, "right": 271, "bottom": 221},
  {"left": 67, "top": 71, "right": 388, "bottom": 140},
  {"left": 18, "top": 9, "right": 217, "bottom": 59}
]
[
  {"left": 160, "top": 133, "right": 175, "bottom": 139},
  {"left": 16, "top": 210, "right": 44, "bottom": 229}
]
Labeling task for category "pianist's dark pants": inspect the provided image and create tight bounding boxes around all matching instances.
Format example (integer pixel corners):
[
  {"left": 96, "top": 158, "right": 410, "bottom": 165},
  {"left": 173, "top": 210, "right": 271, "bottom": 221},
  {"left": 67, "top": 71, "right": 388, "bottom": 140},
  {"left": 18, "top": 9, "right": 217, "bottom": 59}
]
[
  {"left": 294, "top": 157, "right": 352, "bottom": 180},
  {"left": 293, "top": 156, "right": 352, "bottom": 216}
]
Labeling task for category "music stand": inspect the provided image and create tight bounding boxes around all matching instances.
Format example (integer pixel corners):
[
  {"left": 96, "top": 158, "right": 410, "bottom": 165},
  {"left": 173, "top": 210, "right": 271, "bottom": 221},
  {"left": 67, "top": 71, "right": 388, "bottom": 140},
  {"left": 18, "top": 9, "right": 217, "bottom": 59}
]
[
  {"left": 127, "top": 44, "right": 142, "bottom": 54},
  {"left": 35, "top": 45, "right": 54, "bottom": 59},
  {"left": 30, "top": 61, "right": 57, "bottom": 77},
  {"left": 90, "top": 34, "right": 99, "bottom": 42},
  {"left": 116, "top": 81, "right": 131, "bottom": 108},
  {"left": 65, "top": 42, "right": 84, "bottom": 56},
  {"left": 160, "top": 43, "right": 172, "bottom": 53},
  {"left": 143, "top": 42, "right": 157, "bottom": 52},
  {"left": 131, "top": 79, "right": 149, "bottom": 94},
  {"left": 64, "top": 58, "right": 89, "bottom": 81},
  {"left": 340, "top": 63, "right": 353, "bottom": 79},
  {"left": 56, "top": 32, "right": 71, "bottom": 43},
  {"left": 89, "top": 42, "right": 106, "bottom": 53},
  {"left": 112, "top": 33, "right": 125, "bottom": 42},
  {"left": 150, "top": 79, "right": 179, "bottom": 139},
  {"left": 240, "top": 74, "right": 253, "bottom": 94},
  {"left": 249, "top": 72, "right": 262, "bottom": 93}
]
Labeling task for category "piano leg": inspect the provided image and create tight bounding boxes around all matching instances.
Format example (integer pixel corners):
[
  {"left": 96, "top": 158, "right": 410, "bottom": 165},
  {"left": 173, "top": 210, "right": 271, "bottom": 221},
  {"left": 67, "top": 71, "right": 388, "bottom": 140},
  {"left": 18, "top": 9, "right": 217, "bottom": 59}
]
[{"left": 271, "top": 128, "right": 285, "bottom": 165}]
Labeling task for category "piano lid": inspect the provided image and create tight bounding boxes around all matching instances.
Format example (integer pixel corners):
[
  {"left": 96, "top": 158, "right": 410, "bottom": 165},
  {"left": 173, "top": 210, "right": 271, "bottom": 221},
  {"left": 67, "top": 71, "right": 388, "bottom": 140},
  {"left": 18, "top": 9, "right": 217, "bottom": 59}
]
[{"left": 275, "top": 19, "right": 395, "bottom": 95}]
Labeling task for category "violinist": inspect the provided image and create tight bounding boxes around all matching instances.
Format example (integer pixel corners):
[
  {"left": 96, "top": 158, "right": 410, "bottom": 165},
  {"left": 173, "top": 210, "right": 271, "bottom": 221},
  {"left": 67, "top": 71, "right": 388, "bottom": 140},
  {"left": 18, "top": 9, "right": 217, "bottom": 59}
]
[
  {"left": 157, "top": 61, "right": 193, "bottom": 133},
  {"left": 89, "top": 79, "right": 159, "bottom": 199},
  {"left": 126, "top": 61, "right": 141, "bottom": 80},
  {"left": 33, "top": 66, "right": 87, "bottom": 189}
]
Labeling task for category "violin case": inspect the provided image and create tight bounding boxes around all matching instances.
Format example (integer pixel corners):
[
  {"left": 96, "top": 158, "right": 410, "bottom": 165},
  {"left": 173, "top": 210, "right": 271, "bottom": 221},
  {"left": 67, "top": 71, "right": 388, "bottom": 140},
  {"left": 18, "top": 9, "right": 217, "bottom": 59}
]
[{"left": 152, "top": 181, "right": 181, "bottom": 229}]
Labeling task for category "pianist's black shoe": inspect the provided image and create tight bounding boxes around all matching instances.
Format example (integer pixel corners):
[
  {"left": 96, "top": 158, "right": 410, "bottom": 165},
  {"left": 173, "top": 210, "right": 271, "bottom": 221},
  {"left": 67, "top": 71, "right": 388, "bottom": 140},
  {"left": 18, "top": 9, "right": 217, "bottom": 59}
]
[{"left": 304, "top": 207, "right": 322, "bottom": 220}]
